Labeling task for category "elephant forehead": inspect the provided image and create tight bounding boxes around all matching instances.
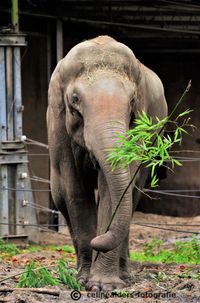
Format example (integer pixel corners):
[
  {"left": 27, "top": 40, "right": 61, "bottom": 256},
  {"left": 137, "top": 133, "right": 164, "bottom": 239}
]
[
  {"left": 83, "top": 68, "right": 131, "bottom": 86},
  {"left": 80, "top": 48, "right": 126, "bottom": 66},
  {"left": 77, "top": 47, "right": 134, "bottom": 79}
]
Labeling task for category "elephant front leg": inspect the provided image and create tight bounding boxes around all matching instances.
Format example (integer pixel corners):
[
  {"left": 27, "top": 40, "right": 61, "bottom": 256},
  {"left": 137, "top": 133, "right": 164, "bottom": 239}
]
[
  {"left": 51, "top": 166, "right": 97, "bottom": 285},
  {"left": 68, "top": 195, "right": 97, "bottom": 285},
  {"left": 88, "top": 249, "right": 125, "bottom": 291},
  {"left": 87, "top": 171, "right": 126, "bottom": 291},
  {"left": 72, "top": 199, "right": 96, "bottom": 285},
  {"left": 119, "top": 234, "right": 132, "bottom": 285}
]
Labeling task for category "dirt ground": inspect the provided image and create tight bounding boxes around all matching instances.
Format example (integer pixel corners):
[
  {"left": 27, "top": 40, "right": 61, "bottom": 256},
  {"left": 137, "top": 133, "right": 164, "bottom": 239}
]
[{"left": 0, "top": 212, "right": 199, "bottom": 303}]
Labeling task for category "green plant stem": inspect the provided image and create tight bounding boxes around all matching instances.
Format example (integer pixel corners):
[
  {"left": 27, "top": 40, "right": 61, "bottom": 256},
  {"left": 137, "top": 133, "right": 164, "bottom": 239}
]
[
  {"left": 168, "top": 80, "right": 191, "bottom": 120},
  {"left": 95, "top": 80, "right": 191, "bottom": 262}
]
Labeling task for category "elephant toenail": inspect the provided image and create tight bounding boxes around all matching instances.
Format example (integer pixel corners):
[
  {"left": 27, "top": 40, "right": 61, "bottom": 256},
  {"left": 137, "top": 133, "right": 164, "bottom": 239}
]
[
  {"left": 77, "top": 278, "right": 86, "bottom": 285},
  {"left": 91, "top": 285, "right": 100, "bottom": 291},
  {"left": 101, "top": 284, "right": 114, "bottom": 292}
]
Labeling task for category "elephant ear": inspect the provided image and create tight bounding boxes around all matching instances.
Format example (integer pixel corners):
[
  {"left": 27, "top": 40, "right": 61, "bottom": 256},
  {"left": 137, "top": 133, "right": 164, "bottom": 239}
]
[
  {"left": 134, "top": 60, "right": 167, "bottom": 120},
  {"left": 48, "top": 60, "right": 65, "bottom": 119},
  {"left": 132, "top": 60, "right": 147, "bottom": 116}
]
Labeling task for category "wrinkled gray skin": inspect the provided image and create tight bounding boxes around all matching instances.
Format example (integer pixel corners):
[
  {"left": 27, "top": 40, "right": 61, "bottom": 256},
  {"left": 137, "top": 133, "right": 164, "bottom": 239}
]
[{"left": 47, "top": 36, "right": 168, "bottom": 291}]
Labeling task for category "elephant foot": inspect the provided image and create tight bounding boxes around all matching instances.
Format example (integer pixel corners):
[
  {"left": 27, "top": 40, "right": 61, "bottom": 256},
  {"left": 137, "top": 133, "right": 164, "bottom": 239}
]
[
  {"left": 86, "top": 275, "right": 125, "bottom": 291},
  {"left": 77, "top": 266, "right": 90, "bottom": 286},
  {"left": 119, "top": 271, "right": 132, "bottom": 286},
  {"left": 77, "top": 275, "right": 88, "bottom": 286}
]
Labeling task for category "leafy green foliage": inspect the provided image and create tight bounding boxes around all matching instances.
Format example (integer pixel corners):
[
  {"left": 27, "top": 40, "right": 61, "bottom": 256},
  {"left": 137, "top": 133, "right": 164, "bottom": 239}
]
[
  {"left": 130, "top": 235, "right": 200, "bottom": 265},
  {"left": 56, "top": 259, "right": 82, "bottom": 290},
  {"left": 107, "top": 110, "right": 193, "bottom": 187},
  {"left": 17, "top": 259, "right": 82, "bottom": 289},
  {"left": 0, "top": 238, "right": 20, "bottom": 257},
  {"left": 17, "top": 261, "right": 59, "bottom": 288},
  {"left": 174, "top": 234, "right": 200, "bottom": 264},
  {"left": 143, "top": 237, "right": 164, "bottom": 256},
  {"left": 17, "top": 258, "right": 82, "bottom": 290}
]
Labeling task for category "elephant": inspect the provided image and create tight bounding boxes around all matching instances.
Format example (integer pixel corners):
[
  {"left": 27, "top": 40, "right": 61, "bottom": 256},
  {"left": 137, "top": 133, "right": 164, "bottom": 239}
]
[{"left": 47, "top": 35, "right": 168, "bottom": 291}]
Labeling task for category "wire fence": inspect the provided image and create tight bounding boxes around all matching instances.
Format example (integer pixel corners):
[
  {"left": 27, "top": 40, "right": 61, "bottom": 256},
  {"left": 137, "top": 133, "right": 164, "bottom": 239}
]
[
  {"left": 2, "top": 185, "right": 200, "bottom": 199},
  {"left": 1, "top": 136, "right": 200, "bottom": 237},
  {"left": 21, "top": 136, "right": 49, "bottom": 149},
  {"left": 0, "top": 221, "right": 199, "bottom": 235}
]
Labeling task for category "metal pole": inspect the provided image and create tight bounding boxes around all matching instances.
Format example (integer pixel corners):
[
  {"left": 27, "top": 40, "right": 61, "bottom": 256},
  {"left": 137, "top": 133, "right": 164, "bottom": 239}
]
[
  {"left": 6, "top": 47, "right": 14, "bottom": 141},
  {"left": 13, "top": 47, "right": 23, "bottom": 140},
  {"left": 11, "top": 0, "right": 19, "bottom": 33},
  {"left": 5, "top": 46, "right": 16, "bottom": 235},
  {"left": 56, "top": 19, "right": 63, "bottom": 62},
  {"left": 13, "top": 46, "right": 25, "bottom": 235},
  {"left": 0, "top": 47, "right": 9, "bottom": 235},
  {"left": 56, "top": 19, "right": 66, "bottom": 232}
]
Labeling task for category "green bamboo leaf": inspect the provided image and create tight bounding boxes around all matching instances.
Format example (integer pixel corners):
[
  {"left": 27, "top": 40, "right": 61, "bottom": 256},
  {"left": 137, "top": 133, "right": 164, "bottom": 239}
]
[
  {"left": 151, "top": 174, "right": 159, "bottom": 188},
  {"left": 172, "top": 159, "right": 183, "bottom": 167},
  {"left": 178, "top": 127, "right": 188, "bottom": 135},
  {"left": 174, "top": 128, "right": 180, "bottom": 142},
  {"left": 151, "top": 163, "right": 156, "bottom": 178},
  {"left": 177, "top": 109, "right": 193, "bottom": 117}
]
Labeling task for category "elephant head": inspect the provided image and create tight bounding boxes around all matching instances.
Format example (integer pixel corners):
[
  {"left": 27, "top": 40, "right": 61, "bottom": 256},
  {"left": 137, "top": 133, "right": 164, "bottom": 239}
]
[{"left": 48, "top": 36, "right": 167, "bottom": 252}]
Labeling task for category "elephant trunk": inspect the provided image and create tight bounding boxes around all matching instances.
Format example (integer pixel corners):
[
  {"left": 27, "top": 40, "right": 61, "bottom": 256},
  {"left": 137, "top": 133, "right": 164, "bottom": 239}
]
[{"left": 86, "top": 121, "right": 133, "bottom": 252}]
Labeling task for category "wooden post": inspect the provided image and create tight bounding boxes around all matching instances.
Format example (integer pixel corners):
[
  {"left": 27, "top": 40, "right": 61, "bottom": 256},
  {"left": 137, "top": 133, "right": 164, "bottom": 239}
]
[{"left": 11, "top": 0, "right": 19, "bottom": 33}]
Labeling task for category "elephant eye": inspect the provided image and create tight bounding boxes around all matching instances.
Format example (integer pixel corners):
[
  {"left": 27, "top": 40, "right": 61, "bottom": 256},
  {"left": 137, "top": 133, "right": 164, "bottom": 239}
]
[{"left": 71, "top": 94, "right": 80, "bottom": 106}]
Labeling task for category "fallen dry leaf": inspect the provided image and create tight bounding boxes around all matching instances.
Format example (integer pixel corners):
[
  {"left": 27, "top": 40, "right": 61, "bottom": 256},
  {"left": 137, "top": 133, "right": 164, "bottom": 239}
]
[{"left": 179, "top": 265, "right": 186, "bottom": 272}]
